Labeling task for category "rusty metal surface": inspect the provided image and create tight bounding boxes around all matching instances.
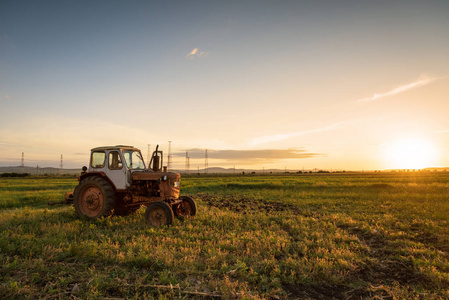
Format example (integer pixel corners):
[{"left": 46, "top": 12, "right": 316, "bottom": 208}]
[
  {"left": 79, "top": 172, "right": 118, "bottom": 190},
  {"left": 64, "top": 192, "right": 74, "bottom": 203},
  {"left": 79, "top": 185, "right": 104, "bottom": 217},
  {"left": 145, "top": 202, "right": 174, "bottom": 227},
  {"left": 174, "top": 201, "right": 192, "bottom": 216},
  {"left": 131, "top": 172, "right": 180, "bottom": 181},
  {"left": 131, "top": 195, "right": 162, "bottom": 204},
  {"left": 128, "top": 196, "right": 183, "bottom": 206},
  {"left": 48, "top": 192, "right": 74, "bottom": 206},
  {"left": 132, "top": 172, "right": 181, "bottom": 199},
  {"left": 161, "top": 180, "right": 180, "bottom": 199},
  {"left": 146, "top": 206, "right": 168, "bottom": 226}
]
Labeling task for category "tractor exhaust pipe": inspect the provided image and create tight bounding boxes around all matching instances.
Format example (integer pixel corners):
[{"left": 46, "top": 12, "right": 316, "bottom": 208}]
[{"left": 149, "top": 145, "right": 163, "bottom": 172}]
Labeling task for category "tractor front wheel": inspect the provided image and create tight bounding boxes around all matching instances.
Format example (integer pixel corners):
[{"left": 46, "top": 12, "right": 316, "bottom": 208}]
[
  {"left": 145, "top": 202, "right": 174, "bottom": 227},
  {"left": 174, "top": 196, "right": 197, "bottom": 217}
]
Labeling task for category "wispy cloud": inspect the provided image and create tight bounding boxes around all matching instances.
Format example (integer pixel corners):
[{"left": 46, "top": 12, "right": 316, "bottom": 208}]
[
  {"left": 175, "top": 148, "right": 321, "bottom": 163},
  {"left": 355, "top": 75, "right": 439, "bottom": 103},
  {"left": 185, "top": 48, "right": 207, "bottom": 59},
  {"left": 248, "top": 123, "right": 343, "bottom": 146}
]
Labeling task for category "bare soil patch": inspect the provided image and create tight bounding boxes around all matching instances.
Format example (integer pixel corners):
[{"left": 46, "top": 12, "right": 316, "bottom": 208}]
[{"left": 195, "top": 193, "right": 302, "bottom": 214}]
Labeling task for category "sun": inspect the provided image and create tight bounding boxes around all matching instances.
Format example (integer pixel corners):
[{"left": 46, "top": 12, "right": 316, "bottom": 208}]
[{"left": 383, "top": 138, "right": 437, "bottom": 170}]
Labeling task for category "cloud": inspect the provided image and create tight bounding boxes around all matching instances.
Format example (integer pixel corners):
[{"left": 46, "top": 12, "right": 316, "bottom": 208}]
[
  {"left": 175, "top": 148, "right": 321, "bottom": 164},
  {"left": 248, "top": 123, "right": 343, "bottom": 146},
  {"left": 185, "top": 48, "right": 207, "bottom": 59},
  {"left": 435, "top": 130, "right": 449, "bottom": 133},
  {"left": 355, "top": 75, "right": 439, "bottom": 103}
]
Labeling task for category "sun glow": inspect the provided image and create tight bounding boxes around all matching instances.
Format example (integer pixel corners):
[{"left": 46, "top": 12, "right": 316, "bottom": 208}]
[{"left": 383, "top": 138, "right": 437, "bottom": 170}]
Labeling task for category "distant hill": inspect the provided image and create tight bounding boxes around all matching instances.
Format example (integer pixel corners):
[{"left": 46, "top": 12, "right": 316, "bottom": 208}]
[
  {"left": 0, "top": 166, "right": 81, "bottom": 175},
  {"left": 3, "top": 165, "right": 446, "bottom": 176},
  {"left": 173, "top": 167, "right": 309, "bottom": 174},
  {"left": 422, "top": 167, "right": 449, "bottom": 171},
  {"left": 0, "top": 166, "right": 289, "bottom": 175},
  {"left": 385, "top": 167, "right": 449, "bottom": 172},
  {"left": 0, "top": 166, "right": 342, "bottom": 175}
]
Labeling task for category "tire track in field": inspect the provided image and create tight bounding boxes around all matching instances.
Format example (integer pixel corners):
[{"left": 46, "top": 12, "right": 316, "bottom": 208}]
[
  {"left": 194, "top": 193, "right": 446, "bottom": 299},
  {"left": 194, "top": 193, "right": 301, "bottom": 214}
]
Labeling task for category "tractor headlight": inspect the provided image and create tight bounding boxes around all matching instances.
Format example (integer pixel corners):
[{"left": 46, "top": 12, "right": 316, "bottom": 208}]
[{"left": 162, "top": 175, "right": 167, "bottom": 181}]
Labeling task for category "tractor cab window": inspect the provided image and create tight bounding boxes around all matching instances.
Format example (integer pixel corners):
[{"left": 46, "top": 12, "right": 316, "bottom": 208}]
[
  {"left": 123, "top": 150, "right": 146, "bottom": 170},
  {"left": 108, "top": 151, "right": 123, "bottom": 170},
  {"left": 91, "top": 151, "right": 106, "bottom": 168}
]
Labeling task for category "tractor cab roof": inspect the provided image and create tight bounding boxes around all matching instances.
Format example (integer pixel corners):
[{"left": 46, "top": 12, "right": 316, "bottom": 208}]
[{"left": 91, "top": 145, "right": 140, "bottom": 152}]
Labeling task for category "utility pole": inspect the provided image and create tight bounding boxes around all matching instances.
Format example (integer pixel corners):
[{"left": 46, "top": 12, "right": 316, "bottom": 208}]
[
  {"left": 205, "top": 149, "right": 208, "bottom": 174},
  {"left": 21, "top": 152, "right": 24, "bottom": 169},
  {"left": 60, "top": 155, "right": 63, "bottom": 175},
  {"left": 185, "top": 151, "right": 190, "bottom": 174},
  {"left": 167, "top": 141, "right": 172, "bottom": 171}
]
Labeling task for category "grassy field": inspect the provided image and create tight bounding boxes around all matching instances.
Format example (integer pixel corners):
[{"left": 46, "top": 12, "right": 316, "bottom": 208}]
[{"left": 0, "top": 173, "right": 448, "bottom": 299}]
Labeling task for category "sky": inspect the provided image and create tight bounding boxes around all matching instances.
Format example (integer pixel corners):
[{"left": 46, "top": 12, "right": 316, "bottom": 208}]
[{"left": 1, "top": 0, "right": 448, "bottom": 171}]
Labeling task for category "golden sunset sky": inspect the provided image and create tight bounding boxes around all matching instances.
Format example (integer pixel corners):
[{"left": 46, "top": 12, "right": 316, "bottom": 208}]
[{"left": 1, "top": 1, "right": 448, "bottom": 170}]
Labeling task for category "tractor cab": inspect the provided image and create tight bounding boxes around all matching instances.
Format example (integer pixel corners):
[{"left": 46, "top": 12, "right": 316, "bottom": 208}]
[{"left": 88, "top": 145, "right": 146, "bottom": 190}]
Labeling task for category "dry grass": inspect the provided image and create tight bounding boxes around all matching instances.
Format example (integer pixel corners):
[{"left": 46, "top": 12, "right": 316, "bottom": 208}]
[{"left": 0, "top": 173, "right": 448, "bottom": 299}]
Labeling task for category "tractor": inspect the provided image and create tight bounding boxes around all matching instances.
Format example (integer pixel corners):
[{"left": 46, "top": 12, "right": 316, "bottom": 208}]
[{"left": 64, "top": 145, "right": 196, "bottom": 227}]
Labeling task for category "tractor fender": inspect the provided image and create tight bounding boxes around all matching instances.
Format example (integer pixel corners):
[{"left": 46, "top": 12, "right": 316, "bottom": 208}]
[{"left": 78, "top": 172, "right": 118, "bottom": 191}]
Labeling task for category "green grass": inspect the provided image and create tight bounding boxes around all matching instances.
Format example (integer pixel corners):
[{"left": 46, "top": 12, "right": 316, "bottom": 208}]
[{"left": 0, "top": 173, "right": 448, "bottom": 299}]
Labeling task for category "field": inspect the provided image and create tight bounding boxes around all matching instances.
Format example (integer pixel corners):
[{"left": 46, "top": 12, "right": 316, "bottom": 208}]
[{"left": 0, "top": 173, "right": 448, "bottom": 299}]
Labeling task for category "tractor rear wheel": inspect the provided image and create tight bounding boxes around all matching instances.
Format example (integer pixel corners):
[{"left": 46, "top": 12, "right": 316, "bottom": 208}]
[
  {"left": 73, "top": 176, "right": 115, "bottom": 219},
  {"left": 145, "top": 202, "right": 174, "bottom": 227},
  {"left": 174, "top": 196, "right": 197, "bottom": 217}
]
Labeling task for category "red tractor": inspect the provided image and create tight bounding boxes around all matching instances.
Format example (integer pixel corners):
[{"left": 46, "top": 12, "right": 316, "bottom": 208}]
[{"left": 65, "top": 145, "right": 196, "bottom": 227}]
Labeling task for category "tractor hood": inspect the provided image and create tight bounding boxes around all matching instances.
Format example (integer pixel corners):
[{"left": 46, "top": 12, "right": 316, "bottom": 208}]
[
  {"left": 132, "top": 171, "right": 181, "bottom": 200},
  {"left": 132, "top": 171, "right": 180, "bottom": 181}
]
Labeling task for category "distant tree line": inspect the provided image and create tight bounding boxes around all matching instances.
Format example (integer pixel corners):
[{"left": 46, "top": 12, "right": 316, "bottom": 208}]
[{"left": 0, "top": 173, "right": 31, "bottom": 178}]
